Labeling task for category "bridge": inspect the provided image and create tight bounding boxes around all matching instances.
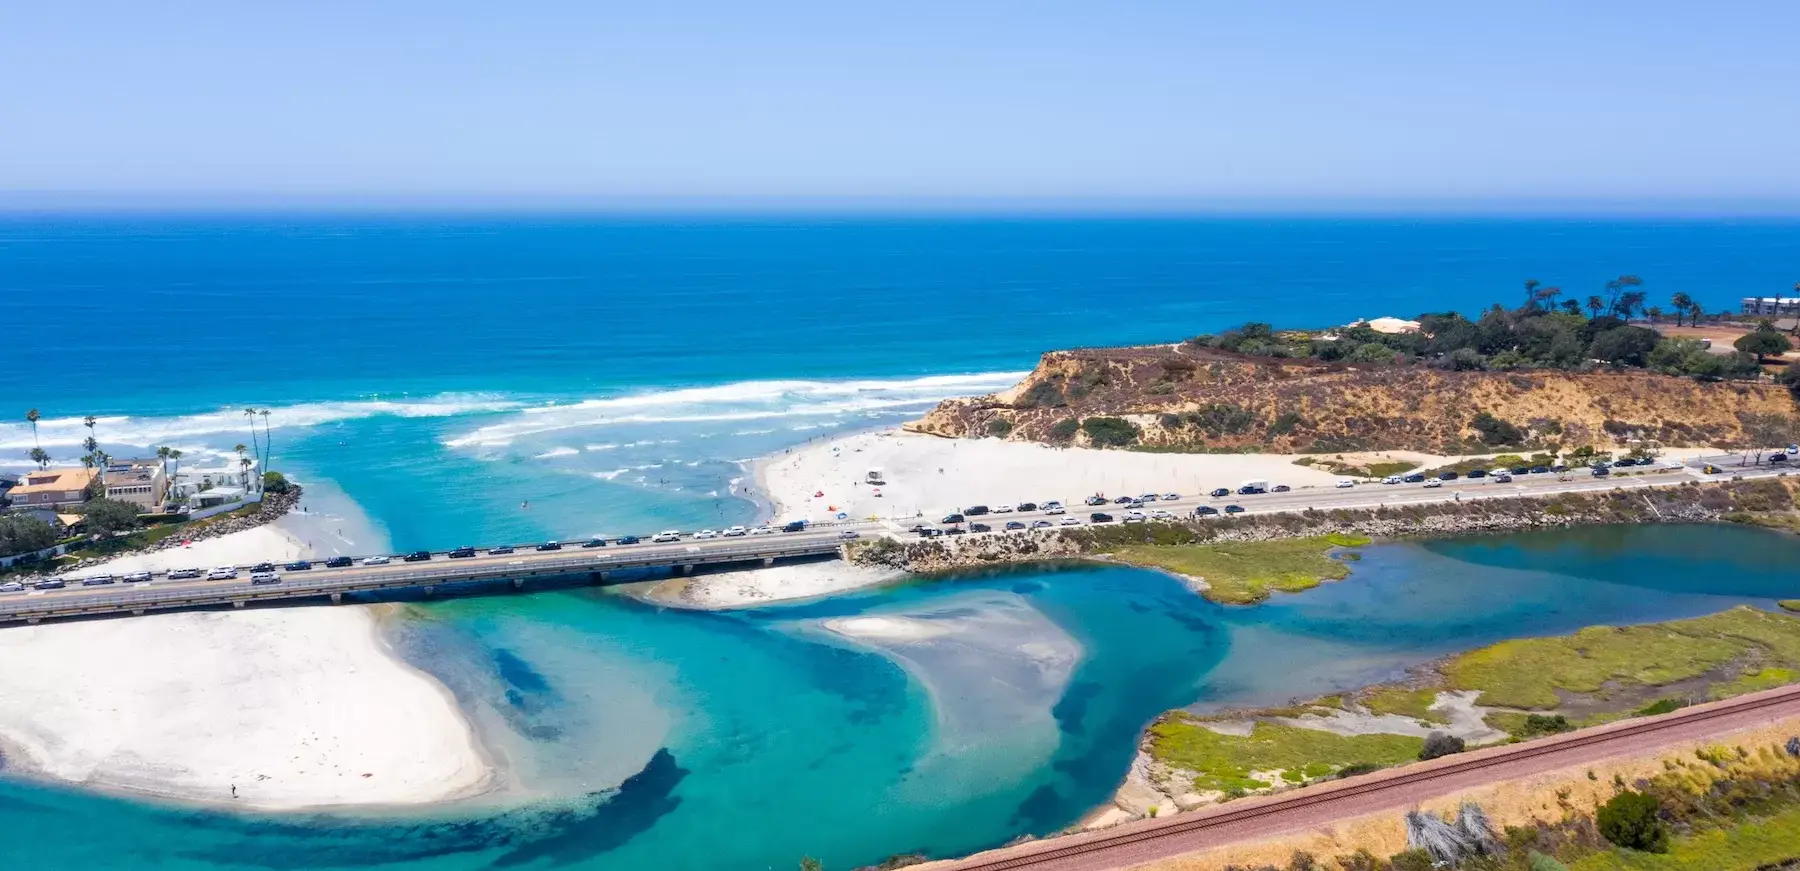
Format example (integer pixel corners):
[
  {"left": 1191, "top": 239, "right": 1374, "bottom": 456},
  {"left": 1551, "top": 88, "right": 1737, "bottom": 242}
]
[{"left": 0, "top": 531, "right": 849, "bottom": 624}]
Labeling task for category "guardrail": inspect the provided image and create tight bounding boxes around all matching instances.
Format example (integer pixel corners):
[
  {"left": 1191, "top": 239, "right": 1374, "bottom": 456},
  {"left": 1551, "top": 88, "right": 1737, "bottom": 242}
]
[{"left": 0, "top": 537, "right": 845, "bottom": 623}]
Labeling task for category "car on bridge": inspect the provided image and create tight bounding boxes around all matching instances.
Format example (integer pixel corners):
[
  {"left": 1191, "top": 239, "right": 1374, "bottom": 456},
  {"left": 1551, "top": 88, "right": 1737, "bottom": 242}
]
[
  {"left": 536, "top": 541, "right": 562, "bottom": 551},
  {"left": 285, "top": 560, "right": 314, "bottom": 570},
  {"left": 487, "top": 546, "right": 515, "bottom": 555},
  {"left": 616, "top": 535, "right": 643, "bottom": 544},
  {"left": 1195, "top": 505, "right": 1218, "bottom": 516},
  {"left": 362, "top": 556, "right": 391, "bottom": 566},
  {"left": 34, "top": 578, "right": 66, "bottom": 589},
  {"left": 723, "top": 526, "right": 748, "bottom": 537},
  {"left": 782, "top": 520, "right": 808, "bottom": 532},
  {"left": 839, "top": 529, "right": 862, "bottom": 539},
  {"left": 82, "top": 576, "right": 115, "bottom": 586},
  {"left": 251, "top": 562, "right": 276, "bottom": 573},
  {"left": 169, "top": 567, "right": 203, "bottom": 579},
  {"left": 582, "top": 537, "right": 608, "bottom": 547},
  {"left": 0, "top": 582, "right": 23, "bottom": 593},
  {"left": 652, "top": 530, "right": 683, "bottom": 543},
  {"left": 324, "top": 556, "right": 355, "bottom": 568},
  {"left": 208, "top": 567, "right": 239, "bottom": 579},
  {"left": 448, "top": 547, "right": 476, "bottom": 559},
  {"left": 403, "top": 550, "right": 432, "bottom": 561},
  {"left": 250, "top": 572, "right": 281, "bottom": 586},
  {"left": 694, "top": 529, "right": 719, "bottom": 539},
  {"left": 124, "top": 571, "right": 152, "bottom": 583}
]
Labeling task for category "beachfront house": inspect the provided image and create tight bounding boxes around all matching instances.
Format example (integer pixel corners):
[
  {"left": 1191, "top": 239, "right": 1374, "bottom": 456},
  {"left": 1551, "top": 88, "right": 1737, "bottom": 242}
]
[
  {"left": 169, "top": 458, "right": 261, "bottom": 509},
  {"left": 4, "top": 467, "right": 98, "bottom": 510},
  {"left": 1741, "top": 297, "right": 1800, "bottom": 319},
  {"left": 102, "top": 457, "right": 169, "bottom": 511}
]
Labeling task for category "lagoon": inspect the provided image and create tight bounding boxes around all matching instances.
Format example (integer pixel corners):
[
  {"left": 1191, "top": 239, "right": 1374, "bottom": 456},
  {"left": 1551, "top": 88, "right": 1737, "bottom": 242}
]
[{"left": 5, "top": 523, "right": 1800, "bottom": 870}]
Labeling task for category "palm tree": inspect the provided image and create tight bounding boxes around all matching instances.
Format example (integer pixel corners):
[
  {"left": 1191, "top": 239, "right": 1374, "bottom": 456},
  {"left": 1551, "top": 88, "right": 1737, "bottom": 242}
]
[
  {"left": 259, "top": 408, "right": 273, "bottom": 470},
  {"left": 156, "top": 445, "right": 172, "bottom": 481},
  {"left": 1646, "top": 305, "right": 1663, "bottom": 323},
  {"left": 1523, "top": 279, "right": 1541, "bottom": 310},
  {"left": 1586, "top": 295, "right": 1604, "bottom": 318},
  {"left": 25, "top": 408, "right": 40, "bottom": 450},
  {"left": 1615, "top": 290, "right": 1647, "bottom": 320},
  {"left": 233, "top": 443, "right": 249, "bottom": 489},
  {"left": 1604, "top": 274, "right": 1643, "bottom": 314},
  {"left": 1671, "top": 292, "right": 1693, "bottom": 327},
  {"left": 1534, "top": 285, "right": 1563, "bottom": 310},
  {"left": 28, "top": 447, "right": 49, "bottom": 469},
  {"left": 82, "top": 414, "right": 105, "bottom": 488},
  {"left": 242, "top": 408, "right": 262, "bottom": 473},
  {"left": 239, "top": 456, "right": 253, "bottom": 490}
]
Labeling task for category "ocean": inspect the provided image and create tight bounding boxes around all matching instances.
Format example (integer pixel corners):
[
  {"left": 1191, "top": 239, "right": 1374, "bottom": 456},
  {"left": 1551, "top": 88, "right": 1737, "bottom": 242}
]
[
  {"left": 4, "top": 214, "right": 1798, "bottom": 548},
  {"left": 6, "top": 215, "right": 1800, "bottom": 869}
]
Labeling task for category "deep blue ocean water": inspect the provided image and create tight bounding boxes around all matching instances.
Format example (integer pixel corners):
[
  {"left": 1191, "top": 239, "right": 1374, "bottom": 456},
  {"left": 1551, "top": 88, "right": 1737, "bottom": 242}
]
[{"left": 5, "top": 216, "right": 1800, "bottom": 869}]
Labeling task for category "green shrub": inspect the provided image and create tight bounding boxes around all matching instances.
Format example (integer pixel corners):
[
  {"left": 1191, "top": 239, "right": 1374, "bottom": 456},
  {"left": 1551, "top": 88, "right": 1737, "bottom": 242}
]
[
  {"left": 1470, "top": 412, "right": 1526, "bottom": 446},
  {"left": 1596, "top": 789, "right": 1668, "bottom": 852},
  {"left": 984, "top": 419, "right": 1014, "bottom": 437},
  {"left": 262, "top": 470, "right": 294, "bottom": 494},
  {"left": 1388, "top": 849, "right": 1436, "bottom": 871},
  {"left": 1081, "top": 416, "right": 1141, "bottom": 447},
  {"left": 1047, "top": 418, "right": 1080, "bottom": 442},
  {"left": 1269, "top": 411, "right": 1304, "bottom": 436},
  {"left": 1419, "top": 731, "right": 1465, "bottom": 761},
  {"left": 1515, "top": 713, "right": 1573, "bottom": 738},
  {"left": 1527, "top": 851, "right": 1570, "bottom": 871},
  {"left": 1634, "top": 697, "right": 1686, "bottom": 717}
]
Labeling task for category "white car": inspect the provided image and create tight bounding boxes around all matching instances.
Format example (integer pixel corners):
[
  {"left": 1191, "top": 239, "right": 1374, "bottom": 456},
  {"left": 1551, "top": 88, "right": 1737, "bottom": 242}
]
[
  {"left": 838, "top": 530, "right": 861, "bottom": 540},
  {"left": 169, "top": 567, "right": 203, "bottom": 580},
  {"left": 749, "top": 526, "right": 776, "bottom": 536},
  {"left": 992, "top": 504, "right": 1014, "bottom": 513},
  {"left": 1382, "top": 475, "right": 1403, "bottom": 485},
  {"left": 1044, "top": 505, "right": 1066, "bottom": 515},
  {"left": 652, "top": 530, "right": 683, "bottom": 543},
  {"left": 123, "top": 571, "right": 153, "bottom": 583},
  {"left": 0, "top": 582, "right": 24, "bottom": 593},
  {"left": 1335, "top": 479, "right": 1355, "bottom": 488},
  {"left": 1150, "top": 509, "right": 1175, "bottom": 520},
  {"left": 1423, "top": 479, "right": 1443, "bottom": 488},
  {"left": 1664, "top": 459, "right": 1687, "bottom": 470},
  {"left": 694, "top": 529, "right": 719, "bottom": 540},
  {"left": 723, "top": 526, "right": 748, "bottom": 537},
  {"left": 1122, "top": 511, "right": 1147, "bottom": 523},
  {"left": 250, "top": 571, "right": 281, "bottom": 585},
  {"left": 362, "top": 555, "right": 391, "bottom": 566},
  {"left": 207, "top": 567, "right": 239, "bottom": 580},
  {"left": 1059, "top": 516, "right": 1082, "bottom": 526}
]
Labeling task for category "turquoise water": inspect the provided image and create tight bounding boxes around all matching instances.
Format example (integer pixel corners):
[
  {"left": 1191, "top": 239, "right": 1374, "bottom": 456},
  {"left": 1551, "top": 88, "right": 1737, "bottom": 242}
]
[{"left": 7, "top": 524, "right": 1800, "bottom": 870}]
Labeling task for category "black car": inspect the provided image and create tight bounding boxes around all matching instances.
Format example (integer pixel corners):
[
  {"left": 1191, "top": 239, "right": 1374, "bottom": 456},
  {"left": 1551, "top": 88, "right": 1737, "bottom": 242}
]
[
  {"left": 1403, "top": 473, "right": 1426, "bottom": 483},
  {"left": 616, "top": 535, "right": 641, "bottom": 545},
  {"left": 36, "top": 579, "right": 66, "bottom": 589},
  {"left": 1195, "top": 505, "right": 1219, "bottom": 516},
  {"left": 1004, "top": 520, "right": 1027, "bottom": 530},
  {"left": 284, "top": 560, "right": 313, "bottom": 571},
  {"left": 965, "top": 505, "right": 989, "bottom": 516},
  {"left": 251, "top": 562, "right": 276, "bottom": 573},
  {"left": 82, "top": 577, "right": 115, "bottom": 586},
  {"left": 941, "top": 513, "right": 965, "bottom": 524},
  {"left": 1549, "top": 464, "right": 1568, "bottom": 472},
  {"left": 1090, "top": 512, "right": 1114, "bottom": 523},
  {"left": 1511, "top": 467, "right": 1532, "bottom": 476},
  {"left": 945, "top": 527, "right": 968, "bottom": 536},
  {"left": 782, "top": 520, "right": 807, "bottom": 532},
  {"left": 404, "top": 550, "right": 432, "bottom": 562},
  {"left": 488, "top": 545, "right": 515, "bottom": 555},
  {"left": 1224, "top": 504, "right": 1246, "bottom": 514},
  {"left": 1271, "top": 484, "right": 1291, "bottom": 492},
  {"left": 1016, "top": 502, "right": 1038, "bottom": 512},
  {"left": 917, "top": 527, "right": 943, "bottom": 538},
  {"left": 1210, "top": 488, "right": 1231, "bottom": 498},
  {"left": 969, "top": 522, "right": 992, "bottom": 532},
  {"left": 536, "top": 541, "right": 562, "bottom": 551},
  {"left": 1467, "top": 469, "right": 1487, "bottom": 478},
  {"left": 1085, "top": 496, "right": 1108, "bottom": 506},
  {"left": 1438, "top": 471, "right": 1459, "bottom": 480},
  {"left": 1592, "top": 466, "right": 1611, "bottom": 477},
  {"left": 1112, "top": 496, "right": 1134, "bottom": 504},
  {"left": 582, "top": 537, "right": 607, "bottom": 548},
  {"left": 448, "top": 546, "right": 477, "bottom": 559},
  {"left": 1772, "top": 454, "right": 1789, "bottom": 464},
  {"left": 324, "top": 556, "right": 354, "bottom": 568}
]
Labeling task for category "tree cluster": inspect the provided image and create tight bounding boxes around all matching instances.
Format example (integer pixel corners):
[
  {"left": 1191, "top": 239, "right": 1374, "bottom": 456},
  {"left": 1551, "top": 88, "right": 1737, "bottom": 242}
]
[{"left": 0, "top": 513, "right": 59, "bottom": 557}]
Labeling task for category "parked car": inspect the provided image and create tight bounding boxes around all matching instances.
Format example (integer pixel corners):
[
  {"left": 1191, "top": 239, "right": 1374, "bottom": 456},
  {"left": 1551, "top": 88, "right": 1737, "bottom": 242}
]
[
  {"left": 839, "top": 530, "right": 862, "bottom": 540},
  {"left": 1084, "top": 496, "right": 1107, "bottom": 507},
  {"left": 250, "top": 572, "right": 281, "bottom": 585},
  {"left": 486, "top": 546, "right": 515, "bottom": 556},
  {"left": 403, "top": 550, "right": 432, "bottom": 562},
  {"left": 616, "top": 535, "right": 642, "bottom": 544},
  {"left": 285, "top": 559, "right": 314, "bottom": 570},
  {"left": 969, "top": 523, "right": 992, "bottom": 532},
  {"left": 536, "top": 541, "right": 562, "bottom": 551},
  {"left": 945, "top": 527, "right": 968, "bottom": 536},
  {"left": 1510, "top": 466, "right": 1532, "bottom": 476},
  {"left": 1224, "top": 505, "right": 1245, "bottom": 514},
  {"left": 1195, "top": 505, "right": 1219, "bottom": 516},
  {"left": 964, "top": 505, "right": 989, "bottom": 516},
  {"left": 1210, "top": 488, "right": 1231, "bottom": 498},
  {"left": 1030, "top": 519, "right": 1052, "bottom": 529},
  {"left": 941, "top": 513, "right": 965, "bottom": 524},
  {"left": 1089, "top": 512, "right": 1114, "bottom": 523},
  {"left": 1016, "top": 502, "right": 1039, "bottom": 512},
  {"left": 123, "top": 571, "right": 152, "bottom": 583},
  {"left": 1771, "top": 454, "right": 1789, "bottom": 464},
  {"left": 582, "top": 537, "right": 609, "bottom": 547},
  {"left": 82, "top": 576, "right": 115, "bottom": 586},
  {"left": 916, "top": 527, "right": 943, "bottom": 538},
  {"left": 1335, "top": 479, "right": 1355, "bottom": 488},
  {"left": 1548, "top": 464, "right": 1567, "bottom": 473},
  {"left": 362, "top": 556, "right": 391, "bottom": 566},
  {"left": 783, "top": 520, "right": 808, "bottom": 532},
  {"left": 1423, "top": 479, "right": 1443, "bottom": 488},
  {"left": 652, "top": 530, "right": 683, "bottom": 543},
  {"left": 1592, "top": 466, "right": 1611, "bottom": 477},
  {"left": 448, "top": 546, "right": 477, "bottom": 559},
  {"left": 324, "top": 556, "right": 355, "bottom": 568},
  {"left": 1403, "top": 473, "right": 1426, "bottom": 483},
  {"left": 1005, "top": 520, "right": 1027, "bottom": 530}
]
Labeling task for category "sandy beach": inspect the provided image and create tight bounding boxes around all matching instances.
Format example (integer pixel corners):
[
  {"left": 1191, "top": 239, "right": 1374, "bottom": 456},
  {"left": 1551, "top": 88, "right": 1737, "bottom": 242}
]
[
  {"left": 641, "top": 559, "right": 903, "bottom": 609},
  {"left": 0, "top": 508, "right": 484, "bottom": 810}
]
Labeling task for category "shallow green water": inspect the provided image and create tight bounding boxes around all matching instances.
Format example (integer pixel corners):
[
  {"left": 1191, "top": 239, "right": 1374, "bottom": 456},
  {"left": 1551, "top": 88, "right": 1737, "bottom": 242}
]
[{"left": 5, "top": 524, "right": 1800, "bottom": 870}]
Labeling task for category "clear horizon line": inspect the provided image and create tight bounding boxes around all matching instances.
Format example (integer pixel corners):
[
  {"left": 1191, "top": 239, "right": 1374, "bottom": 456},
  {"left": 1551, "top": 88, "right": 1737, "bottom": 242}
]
[{"left": 5, "top": 192, "right": 1800, "bottom": 219}]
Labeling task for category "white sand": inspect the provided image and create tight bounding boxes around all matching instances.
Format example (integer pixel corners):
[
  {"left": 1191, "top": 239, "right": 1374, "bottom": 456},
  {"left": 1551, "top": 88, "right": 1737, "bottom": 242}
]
[
  {"left": 758, "top": 429, "right": 1350, "bottom": 522},
  {"left": 0, "top": 519, "right": 490, "bottom": 810},
  {"left": 643, "top": 560, "right": 903, "bottom": 609},
  {"left": 824, "top": 615, "right": 954, "bottom": 642},
  {"left": 0, "top": 606, "right": 490, "bottom": 810}
]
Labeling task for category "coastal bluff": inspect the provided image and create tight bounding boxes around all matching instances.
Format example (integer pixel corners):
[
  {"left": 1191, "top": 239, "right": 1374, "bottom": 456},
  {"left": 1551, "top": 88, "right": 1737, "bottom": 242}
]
[{"left": 906, "top": 345, "right": 1796, "bottom": 453}]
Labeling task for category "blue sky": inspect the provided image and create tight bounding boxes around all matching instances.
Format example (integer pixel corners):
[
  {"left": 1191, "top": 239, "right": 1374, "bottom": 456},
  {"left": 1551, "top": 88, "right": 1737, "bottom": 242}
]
[{"left": 5, "top": 1, "right": 1798, "bottom": 209}]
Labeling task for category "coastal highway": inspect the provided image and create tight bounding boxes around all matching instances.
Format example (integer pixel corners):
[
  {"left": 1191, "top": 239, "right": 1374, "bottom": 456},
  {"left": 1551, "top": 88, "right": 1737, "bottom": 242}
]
[
  {"left": 4, "top": 455, "right": 1782, "bottom": 624},
  {"left": 941, "top": 683, "right": 1800, "bottom": 871}
]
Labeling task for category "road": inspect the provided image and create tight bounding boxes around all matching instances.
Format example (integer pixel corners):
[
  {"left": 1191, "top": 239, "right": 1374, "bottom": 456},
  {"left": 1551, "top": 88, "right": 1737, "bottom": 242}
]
[
  {"left": 941, "top": 683, "right": 1800, "bottom": 871},
  {"left": 5, "top": 452, "right": 1782, "bottom": 622}
]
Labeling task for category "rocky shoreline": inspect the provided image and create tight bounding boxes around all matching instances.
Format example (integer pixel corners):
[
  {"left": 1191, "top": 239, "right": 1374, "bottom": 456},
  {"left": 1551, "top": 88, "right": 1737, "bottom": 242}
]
[
  {"left": 47, "top": 486, "right": 305, "bottom": 575},
  {"left": 849, "top": 477, "right": 1796, "bottom": 577}
]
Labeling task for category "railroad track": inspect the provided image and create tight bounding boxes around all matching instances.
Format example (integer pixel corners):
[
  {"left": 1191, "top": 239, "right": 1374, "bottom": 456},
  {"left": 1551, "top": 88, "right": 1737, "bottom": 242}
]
[{"left": 948, "top": 684, "right": 1800, "bottom": 871}]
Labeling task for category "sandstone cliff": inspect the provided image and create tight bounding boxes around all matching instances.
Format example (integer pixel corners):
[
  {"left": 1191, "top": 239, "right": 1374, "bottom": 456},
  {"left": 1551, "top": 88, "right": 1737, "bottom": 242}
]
[{"left": 907, "top": 346, "right": 1796, "bottom": 453}]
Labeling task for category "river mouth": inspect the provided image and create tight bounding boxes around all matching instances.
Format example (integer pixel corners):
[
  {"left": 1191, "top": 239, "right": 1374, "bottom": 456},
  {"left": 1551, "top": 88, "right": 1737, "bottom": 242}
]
[{"left": 5, "top": 523, "right": 1800, "bottom": 870}]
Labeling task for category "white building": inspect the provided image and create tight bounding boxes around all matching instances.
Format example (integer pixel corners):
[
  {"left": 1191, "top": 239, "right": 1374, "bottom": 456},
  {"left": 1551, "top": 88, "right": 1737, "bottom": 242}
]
[
  {"left": 1742, "top": 297, "right": 1800, "bottom": 319},
  {"left": 101, "top": 457, "right": 169, "bottom": 511},
  {"left": 170, "top": 458, "right": 261, "bottom": 508}
]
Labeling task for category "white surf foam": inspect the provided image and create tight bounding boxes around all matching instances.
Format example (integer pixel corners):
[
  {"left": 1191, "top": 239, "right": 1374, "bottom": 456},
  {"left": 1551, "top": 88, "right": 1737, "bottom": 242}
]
[{"left": 2, "top": 394, "right": 522, "bottom": 451}]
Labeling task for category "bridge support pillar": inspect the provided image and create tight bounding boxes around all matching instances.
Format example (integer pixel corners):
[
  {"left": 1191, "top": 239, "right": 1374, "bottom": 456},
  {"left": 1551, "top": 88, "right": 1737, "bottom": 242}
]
[
  {"left": 26, "top": 616, "right": 40, "bottom": 625},
  {"left": 512, "top": 578, "right": 525, "bottom": 590},
  {"left": 423, "top": 585, "right": 437, "bottom": 597},
  {"left": 762, "top": 557, "right": 774, "bottom": 567},
  {"left": 679, "top": 564, "right": 695, "bottom": 576},
  {"left": 330, "top": 592, "right": 343, "bottom": 604},
  {"left": 586, "top": 570, "right": 610, "bottom": 584},
  {"left": 132, "top": 609, "right": 145, "bottom": 616},
  {"left": 232, "top": 600, "right": 246, "bottom": 608}
]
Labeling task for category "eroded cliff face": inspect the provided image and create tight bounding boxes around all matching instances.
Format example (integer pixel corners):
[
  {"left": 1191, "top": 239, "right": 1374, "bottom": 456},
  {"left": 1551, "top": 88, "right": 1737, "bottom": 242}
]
[{"left": 906, "top": 346, "right": 1796, "bottom": 453}]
